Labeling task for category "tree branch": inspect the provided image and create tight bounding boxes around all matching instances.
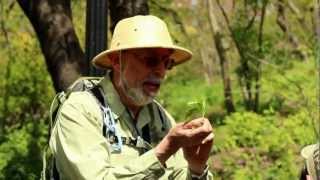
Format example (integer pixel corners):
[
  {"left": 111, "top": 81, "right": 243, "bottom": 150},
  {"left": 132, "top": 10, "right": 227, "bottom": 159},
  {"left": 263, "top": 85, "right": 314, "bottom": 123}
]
[
  {"left": 149, "top": 0, "right": 188, "bottom": 37},
  {"left": 254, "top": 0, "right": 268, "bottom": 112},
  {"left": 245, "top": 8, "right": 257, "bottom": 32},
  {"left": 207, "top": 0, "right": 235, "bottom": 113}
]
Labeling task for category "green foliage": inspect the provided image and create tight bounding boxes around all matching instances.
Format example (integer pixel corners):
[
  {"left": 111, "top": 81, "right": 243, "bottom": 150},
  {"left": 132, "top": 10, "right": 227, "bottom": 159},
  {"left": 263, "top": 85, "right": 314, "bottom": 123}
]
[
  {"left": 0, "top": 0, "right": 317, "bottom": 179},
  {"left": 71, "top": 0, "right": 86, "bottom": 49},
  {"left": 212, "top": 111, "right": 315, "bottom": 179},
  {"left": 149, "top": 0, "right": 190, "bottom": 47},
  {"left": 2, "top": 35, "right": 54, "bottom": 126},
  {"left": 157, "top": 77, "right": 225, "bottom": 122},
  {"left": 187, "top": 99, "right": 207, "bottom": 118},
  {"left": 260, "top": 60, "right": 317, "bottom": 118},
  {"left": 0, "top": 2, "right": 54, "bottom": 179},
  {"left": 0, "top": 121, "right": 48, "bottom": 180}
]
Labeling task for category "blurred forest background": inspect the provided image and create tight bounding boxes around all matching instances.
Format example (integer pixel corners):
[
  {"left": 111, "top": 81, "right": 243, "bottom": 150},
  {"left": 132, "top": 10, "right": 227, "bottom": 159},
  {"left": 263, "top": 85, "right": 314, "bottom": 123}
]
[{"left": 0, "top": 0, "right": 319, "bottom": 179}]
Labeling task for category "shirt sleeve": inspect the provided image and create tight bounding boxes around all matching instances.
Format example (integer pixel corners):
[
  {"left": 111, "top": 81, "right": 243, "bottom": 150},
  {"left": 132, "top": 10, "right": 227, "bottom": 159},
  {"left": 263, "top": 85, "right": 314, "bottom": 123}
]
[{"left": 49, "top": 92, "right": 166, "bottom": 180}]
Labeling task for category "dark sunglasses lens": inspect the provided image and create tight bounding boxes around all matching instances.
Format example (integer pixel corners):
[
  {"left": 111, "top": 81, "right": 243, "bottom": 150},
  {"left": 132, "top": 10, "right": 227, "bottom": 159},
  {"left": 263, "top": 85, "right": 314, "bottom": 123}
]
[
  {"left": 144, "top": 57, "right": 173, "bottom": 69},
  {"left": 146, "top": 58, "right": 159, "bottom": 67}
]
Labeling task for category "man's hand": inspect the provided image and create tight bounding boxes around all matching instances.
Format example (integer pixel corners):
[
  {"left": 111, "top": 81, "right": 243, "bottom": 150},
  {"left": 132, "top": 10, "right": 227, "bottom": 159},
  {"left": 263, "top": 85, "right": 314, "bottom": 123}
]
[
  {"left": 155, "top": 118, "right": 213, "bottom": 167},
  {"left": 182, "top": 118, "right": 214, "bottom": 174}
]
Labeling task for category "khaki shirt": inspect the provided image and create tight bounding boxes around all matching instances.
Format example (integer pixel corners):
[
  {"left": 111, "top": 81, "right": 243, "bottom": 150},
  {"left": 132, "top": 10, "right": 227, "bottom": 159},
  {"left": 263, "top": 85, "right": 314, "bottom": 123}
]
[{"left": 49, "top": 77, "right": 213, "bottom": 180}]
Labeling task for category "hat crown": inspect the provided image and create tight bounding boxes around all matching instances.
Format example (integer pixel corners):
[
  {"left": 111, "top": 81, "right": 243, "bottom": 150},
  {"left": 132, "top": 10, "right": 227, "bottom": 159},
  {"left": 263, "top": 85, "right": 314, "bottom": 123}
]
[
  {"left": 92, "top": 15, "right": 192, "bottom": 69},
  {"left": 110, "top": 15, "right": 174, "bottom": 49}
]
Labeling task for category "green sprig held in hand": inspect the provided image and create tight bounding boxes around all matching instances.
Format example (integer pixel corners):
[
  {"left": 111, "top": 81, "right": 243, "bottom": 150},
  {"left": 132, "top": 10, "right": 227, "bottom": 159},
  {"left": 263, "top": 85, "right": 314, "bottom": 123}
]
[{"left": 186, "top": 98, "right": 207, "bottom": 119}]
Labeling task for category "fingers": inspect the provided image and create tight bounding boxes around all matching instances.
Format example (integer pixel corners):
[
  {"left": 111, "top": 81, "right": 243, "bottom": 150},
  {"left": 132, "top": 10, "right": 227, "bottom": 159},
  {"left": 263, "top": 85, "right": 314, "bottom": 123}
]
[
  {"left": 181, "top": 118, "right": 214, "bottom": 146},
  {"left": 197, "top": 139, "right": 213, "bottom": 162},
  {"left": 184, "top": 118, "right": 212, "bottom": 131},
  {"left": 184, "top": 118, "right": 212, "bottom": 137},
  {"left": 183, "top": 118, "right": 204, "bottom": 129},
  {"left": 184, "top": 117, "right": 207, "bottom": 127},
  {"left": 201, "top": 132, "right": 214, "bottom": 144},
  {"left": 169, "top": 118, "right": 214, "bottom": 147},
  {"left": 185, "top": 126, "right": 210, "bottom": 139}
]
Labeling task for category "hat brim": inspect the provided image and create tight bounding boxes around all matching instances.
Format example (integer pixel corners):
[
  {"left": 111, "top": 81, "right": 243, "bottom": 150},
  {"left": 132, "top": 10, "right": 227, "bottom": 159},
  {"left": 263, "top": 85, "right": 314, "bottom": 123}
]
[
  {"left": 92, "top": 45, "right": 192, "bottom": 69},
  {"left": 301, "top": 144, "right": 318, "bottom": 159}
]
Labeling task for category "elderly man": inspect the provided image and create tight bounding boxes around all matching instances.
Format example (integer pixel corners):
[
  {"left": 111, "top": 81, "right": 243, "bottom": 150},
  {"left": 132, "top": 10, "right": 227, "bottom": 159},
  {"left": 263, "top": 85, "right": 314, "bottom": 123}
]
[{"left": 49, "top": 15, "right": 214, "bottom": 179}]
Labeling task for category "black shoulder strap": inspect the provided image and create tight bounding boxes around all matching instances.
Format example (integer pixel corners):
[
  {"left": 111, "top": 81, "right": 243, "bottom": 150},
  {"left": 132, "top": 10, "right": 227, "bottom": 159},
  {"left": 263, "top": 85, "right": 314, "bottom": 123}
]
[
  {"left": 89, "top": 85, "right": 107, "bottom": 137},
  {"left": 52, "top": 160, "right": 60, "bottom": 180},
  {"left": 299, "top": 164, "right": 308, "bottom": 180},
  {"left": 157, "top": 106, "right": 166, "bottom": 132},
  {"left": 90, "top": 85, "right": 105, "bottom": 107},
  {"left": 142, "top": 125, "right": 151, "bottom": 144},
  {"left": 143, "top": 105, "right": 155, "bottom": 144}
]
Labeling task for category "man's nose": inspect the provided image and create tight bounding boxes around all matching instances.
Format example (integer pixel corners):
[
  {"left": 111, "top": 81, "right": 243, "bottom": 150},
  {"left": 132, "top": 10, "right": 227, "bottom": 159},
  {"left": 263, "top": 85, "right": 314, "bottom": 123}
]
[{"left": 152, "top": 60, "right": 167, "bottom": 78}]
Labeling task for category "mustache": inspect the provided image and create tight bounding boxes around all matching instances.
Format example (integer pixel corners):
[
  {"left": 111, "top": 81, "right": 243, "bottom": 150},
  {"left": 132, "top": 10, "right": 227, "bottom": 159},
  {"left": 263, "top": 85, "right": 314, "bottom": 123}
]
[{"left": 143, "top": 74, "right": 162, "bottom": 85}]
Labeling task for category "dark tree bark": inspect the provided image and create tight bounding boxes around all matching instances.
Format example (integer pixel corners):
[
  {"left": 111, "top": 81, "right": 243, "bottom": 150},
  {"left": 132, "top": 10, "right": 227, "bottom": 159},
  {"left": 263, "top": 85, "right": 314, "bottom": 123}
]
[
  {"left": 207, "top": 0, "right": 236, "bottom": 113},
  {"left": 276, "top": 0, "right": 306, "bottom": 60},
  {"left": 109, "top": 0, "right": 149, "bottom": 33},
  {"left": 276, "top": 0, "right": 299, "bottom": 48},
  {"left": 16, "top": 0, "right": 88, "bottom": 92},
  {"left": 253, "top": 0, "right": 267, "bottom": 112},
  {"left": 16, "top": 0, "right": 150, "bottom": 92},
  {"left": 215, "top": 0, "right": 253, "bottom": 110},
  {"left": 214, "top": 33, "right": 236, "bottom": 113}
]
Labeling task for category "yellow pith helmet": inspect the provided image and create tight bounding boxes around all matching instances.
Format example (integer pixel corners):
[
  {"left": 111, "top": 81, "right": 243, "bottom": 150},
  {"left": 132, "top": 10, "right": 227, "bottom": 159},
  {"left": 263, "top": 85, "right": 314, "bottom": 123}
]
[{"left": 92, "top": 15, "right": 192, "bottom": 69}]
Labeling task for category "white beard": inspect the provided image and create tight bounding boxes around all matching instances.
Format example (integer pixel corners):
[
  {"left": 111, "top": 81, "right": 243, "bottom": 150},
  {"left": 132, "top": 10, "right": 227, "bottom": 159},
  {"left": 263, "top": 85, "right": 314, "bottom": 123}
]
[{"left": 119, "top": 74, "right": 153, "bottom": 106}]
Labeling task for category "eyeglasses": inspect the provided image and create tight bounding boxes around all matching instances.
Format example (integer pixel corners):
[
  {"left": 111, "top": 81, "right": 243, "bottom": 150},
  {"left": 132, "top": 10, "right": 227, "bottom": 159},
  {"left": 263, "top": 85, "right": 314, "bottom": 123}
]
[{"left": 130, "top": 52, "right": 174, "bottom": 70}]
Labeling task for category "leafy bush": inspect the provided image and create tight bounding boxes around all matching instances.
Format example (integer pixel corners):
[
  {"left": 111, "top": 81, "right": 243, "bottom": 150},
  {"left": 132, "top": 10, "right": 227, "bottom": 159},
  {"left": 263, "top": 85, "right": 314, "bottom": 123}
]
[
  {"left": 0, "top": 4, "right": 54, "bottom": 179},
  {"left": 212, "top": 111, "right": 315, "bottom": 179},
  {"left": 0, "top": 121, "right": 48, "bottom": 180}
]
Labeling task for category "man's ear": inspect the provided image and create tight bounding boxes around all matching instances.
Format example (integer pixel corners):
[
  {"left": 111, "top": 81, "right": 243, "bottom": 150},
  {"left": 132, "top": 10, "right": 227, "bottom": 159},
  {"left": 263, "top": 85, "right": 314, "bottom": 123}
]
[{"left": 108, "top": 52, "right": 120, "bottom": 72}]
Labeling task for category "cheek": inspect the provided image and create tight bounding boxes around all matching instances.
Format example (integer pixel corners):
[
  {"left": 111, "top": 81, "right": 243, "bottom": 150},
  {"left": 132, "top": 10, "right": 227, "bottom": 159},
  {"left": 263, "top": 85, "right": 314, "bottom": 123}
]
[{"left": 123, "top": 64, "right": 145, "bottom": 87}]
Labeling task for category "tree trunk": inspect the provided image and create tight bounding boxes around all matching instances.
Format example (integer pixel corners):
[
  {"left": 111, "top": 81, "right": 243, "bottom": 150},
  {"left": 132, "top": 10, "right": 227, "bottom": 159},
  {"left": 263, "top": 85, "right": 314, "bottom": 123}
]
[
  {"left": 215, "top": 33, "right": 236, "bottom": 113},
  {"left": 109, "top": 0, "right": 149, "bottom": 33},
  {"left": 215, "top": 0, "right": 252, "bottom": 110},
  {"left": 253, "top": 0, "right": 267, "bottom": 112},
  {"left": 207, "top": 0, "right": 236, "bottom": 113},
  {"left": 16, "top": 0, "right": 150, "bottom": 91},
  {"left": 200, "top": 48, "right": 214, "bottom": 84},
  {"left": 276, "top": 0, "right": 306, "bottom": 60},
  {"left": 17, "top": 0, "right": 88, "bottom": 92},
  {"left": 196, "top": 1, "right": 214, "bottom": 84}
]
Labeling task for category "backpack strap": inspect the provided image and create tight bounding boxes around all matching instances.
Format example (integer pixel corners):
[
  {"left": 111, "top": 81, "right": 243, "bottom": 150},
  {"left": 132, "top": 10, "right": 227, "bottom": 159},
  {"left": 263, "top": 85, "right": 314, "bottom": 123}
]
[
  {"left": 142, "top": 125, "right": 150, "bottom": 144},
  {"left": 52, "top": 160, "right": 60, "bottom": 180},
  {"left": 90, "top": 85, "right": 106, "bottom": 106},
  {"left": 156, "top": 105, "right": 166, "bottom": 132},
  {"left": 143, "top": 104, "right": 154, "bottom": 144},
  {"left": 90, "top": 85, "right": 107, "bottom": 137},
  {"left": 89, "top": 85, "right": 123, "bottom": 153}
]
